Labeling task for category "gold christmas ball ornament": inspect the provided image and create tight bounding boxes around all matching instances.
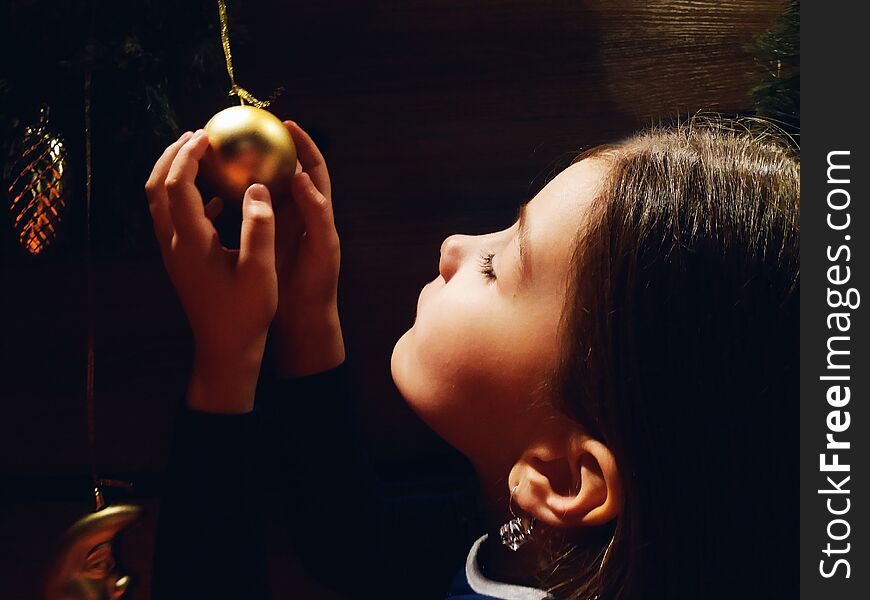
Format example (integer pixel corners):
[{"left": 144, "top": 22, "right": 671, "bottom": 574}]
[{"left": 200, "top": 105, "right": 297, "bottom": 203}]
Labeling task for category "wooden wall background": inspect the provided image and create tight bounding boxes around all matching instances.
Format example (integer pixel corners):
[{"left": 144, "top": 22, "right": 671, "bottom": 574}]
[{"left": 1, "top": 1, "right": 785, "bottom": 597}]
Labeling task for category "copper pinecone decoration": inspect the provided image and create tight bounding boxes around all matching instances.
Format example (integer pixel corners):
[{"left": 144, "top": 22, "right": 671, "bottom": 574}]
[{"left": 7, "top": 105, "right": 69, "bottom": 255}]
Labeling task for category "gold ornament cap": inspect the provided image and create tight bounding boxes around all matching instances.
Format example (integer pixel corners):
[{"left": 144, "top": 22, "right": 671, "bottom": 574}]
[{"left": 200, "top": 105, "right": 297, "bottom": 203}]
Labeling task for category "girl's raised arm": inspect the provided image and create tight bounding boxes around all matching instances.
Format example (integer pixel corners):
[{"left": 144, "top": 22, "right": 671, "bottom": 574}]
[
  {"left": 145, "top": 130, "right": 279, "bottom": 598},
  {"left": 271, "top": 121, "right": 345, "bottom": 378}
]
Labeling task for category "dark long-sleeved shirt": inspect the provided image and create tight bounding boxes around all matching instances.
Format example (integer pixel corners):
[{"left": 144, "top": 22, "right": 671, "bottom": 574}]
[{"left": 151, "top": 362, "right": 550, "bottom": 599}]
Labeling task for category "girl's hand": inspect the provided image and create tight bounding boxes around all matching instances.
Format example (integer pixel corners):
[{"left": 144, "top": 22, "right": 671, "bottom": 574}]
[
  {"left": 272, "top": 121, "right": 345, "bottom": 377},
  {"left": 146, "top": 130, "right": 278, "bottom": 413}
]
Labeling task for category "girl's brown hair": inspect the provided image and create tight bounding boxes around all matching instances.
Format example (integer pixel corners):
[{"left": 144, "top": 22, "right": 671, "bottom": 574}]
[{"left": 547, "top": 118, "right": 799, "bottom": 599}]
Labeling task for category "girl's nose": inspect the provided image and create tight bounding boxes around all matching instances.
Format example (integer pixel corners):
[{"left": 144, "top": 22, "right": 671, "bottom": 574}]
[{"left": 439, "top": 234, "right": 470, "bottom": 282}]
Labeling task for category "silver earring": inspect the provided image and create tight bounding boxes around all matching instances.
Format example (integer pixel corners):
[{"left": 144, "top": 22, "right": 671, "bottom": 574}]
[{"left": 499, "top": 484, "right": 536, "bottom": 551}]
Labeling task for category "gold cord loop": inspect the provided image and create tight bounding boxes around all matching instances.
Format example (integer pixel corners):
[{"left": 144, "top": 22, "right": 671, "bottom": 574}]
[{"left": 217, "top": 0, "right": 273, "bottom": 108}]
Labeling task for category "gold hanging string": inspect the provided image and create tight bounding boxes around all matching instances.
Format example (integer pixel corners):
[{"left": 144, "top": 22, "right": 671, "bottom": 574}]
[{"left": 217, "top": 0, "right": 273, "bottom": 108}]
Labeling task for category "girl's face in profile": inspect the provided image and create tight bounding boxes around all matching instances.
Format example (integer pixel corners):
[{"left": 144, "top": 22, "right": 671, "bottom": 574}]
[{"left": 391, "top": 158, "right": 608, "bottom": 469}]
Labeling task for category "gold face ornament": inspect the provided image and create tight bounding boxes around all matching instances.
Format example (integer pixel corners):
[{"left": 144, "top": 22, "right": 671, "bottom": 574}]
[
  {"left": 43, "top": 505, "right": 142, "bottom": 600},
  {"left": 200, "top": 105, "right": 297, "bottom": 204}
]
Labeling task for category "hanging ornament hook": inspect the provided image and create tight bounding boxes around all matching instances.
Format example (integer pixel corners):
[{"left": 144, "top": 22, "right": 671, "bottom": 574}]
[{"left": 37, "top": 104, "right": 50, "bottom": 127}]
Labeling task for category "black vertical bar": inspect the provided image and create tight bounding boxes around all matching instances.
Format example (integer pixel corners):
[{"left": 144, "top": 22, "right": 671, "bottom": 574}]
[{"left": 802, "top": 1, "right": 868, "bottom": 597}]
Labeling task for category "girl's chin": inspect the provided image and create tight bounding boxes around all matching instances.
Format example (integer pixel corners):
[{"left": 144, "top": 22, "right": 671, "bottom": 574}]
[
  {"left": 390, "top": 328, "right": 431, "bottom": 414},
  {"left": 389, "top": 328, "right": 412, "bottom": 389}
]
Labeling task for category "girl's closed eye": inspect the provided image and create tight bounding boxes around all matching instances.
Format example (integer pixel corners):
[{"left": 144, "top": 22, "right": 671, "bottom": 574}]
[{"left": 478, "top": 250, "right": 497, "bottom": 282}]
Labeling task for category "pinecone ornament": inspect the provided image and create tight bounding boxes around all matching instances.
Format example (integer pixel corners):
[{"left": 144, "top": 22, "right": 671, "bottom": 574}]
[{"left": 7, "top": 105, "right": 69, "bottom": 255}]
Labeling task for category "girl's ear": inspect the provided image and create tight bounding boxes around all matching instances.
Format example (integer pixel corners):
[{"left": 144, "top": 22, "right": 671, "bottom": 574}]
[{"left": 508, "top": 428, "right": 622, "bottom": 529}]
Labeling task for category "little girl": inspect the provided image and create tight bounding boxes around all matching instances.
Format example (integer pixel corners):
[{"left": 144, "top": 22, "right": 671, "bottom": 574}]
[{"left": 145, "top": 117, "right": 799, "bottom": 599}]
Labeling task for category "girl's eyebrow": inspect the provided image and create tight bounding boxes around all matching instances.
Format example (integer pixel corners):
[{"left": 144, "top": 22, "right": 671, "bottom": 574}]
[{"left": 515, "top": 201, "right": 531, "bottom": 284}]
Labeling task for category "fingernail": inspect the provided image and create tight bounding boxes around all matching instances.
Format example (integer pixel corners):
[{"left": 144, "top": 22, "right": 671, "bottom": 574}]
[
  {"left": 248, "top": 183, "right": 270, "bottom": 201},
  {"left": 181, "top": 130, "right": 193, "bottom": 139}
]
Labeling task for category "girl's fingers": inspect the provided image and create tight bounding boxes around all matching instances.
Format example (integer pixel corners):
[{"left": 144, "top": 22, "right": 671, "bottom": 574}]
[
  {"left": 274, "top": 196, "right": 304, "bottom": 273},
  {"left": 239, "top": 184, "right": 277, "bottom": 278},
  {"left": 284, "top": 121, "right": 331, "bottom": 198},
  {"left": 145, "top": 131, "right": 194, "bottom": 252},
  {"left": 165, "top": 131, "right": 214, "bottom": 247},
  {"left": 204, "top": 196, "right": 224, "bottom": 222},
  {"left": 291, "top": 172, "right": 338, "bottom": 252}
]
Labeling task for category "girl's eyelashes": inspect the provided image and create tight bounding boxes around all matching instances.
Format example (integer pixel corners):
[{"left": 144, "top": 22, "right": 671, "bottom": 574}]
[{"left": 478, "top": 250, "right": 497, "bottom": 282}]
